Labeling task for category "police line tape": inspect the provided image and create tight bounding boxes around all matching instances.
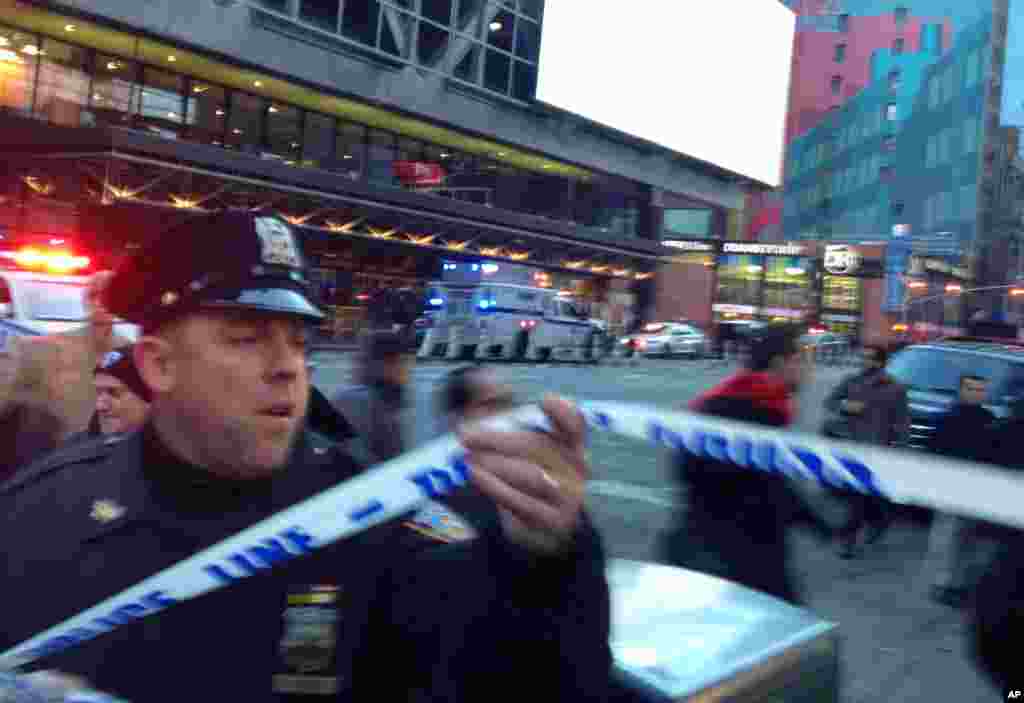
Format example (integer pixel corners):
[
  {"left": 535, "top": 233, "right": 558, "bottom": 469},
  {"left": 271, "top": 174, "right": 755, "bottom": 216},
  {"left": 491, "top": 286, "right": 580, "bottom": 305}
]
[{"left": 3, "top": 399, "right": 1024, "bottom": 670}]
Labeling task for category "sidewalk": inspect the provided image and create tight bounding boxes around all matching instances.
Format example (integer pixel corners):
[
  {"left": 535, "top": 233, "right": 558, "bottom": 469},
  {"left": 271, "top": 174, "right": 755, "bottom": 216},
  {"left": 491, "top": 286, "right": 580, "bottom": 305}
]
[{"left": 792, "top": 523, "right": 996, "bottom": 703}]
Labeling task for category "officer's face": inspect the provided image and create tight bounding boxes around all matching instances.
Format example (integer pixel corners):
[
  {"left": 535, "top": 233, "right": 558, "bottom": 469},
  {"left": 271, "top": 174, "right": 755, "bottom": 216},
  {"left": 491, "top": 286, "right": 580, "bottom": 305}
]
[
  {"left": 140, "top": 312, "right": 309, "bottom": 477},
  {"left": 95, "top": 373, "right": 150, "bottom": 436}
]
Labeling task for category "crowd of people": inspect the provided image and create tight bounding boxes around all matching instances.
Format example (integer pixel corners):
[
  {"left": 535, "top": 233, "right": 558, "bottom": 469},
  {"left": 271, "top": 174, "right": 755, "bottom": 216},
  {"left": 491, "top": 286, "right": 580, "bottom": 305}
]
[{"left": 0, "top": 210, "right": 1020, "bottom": 699}]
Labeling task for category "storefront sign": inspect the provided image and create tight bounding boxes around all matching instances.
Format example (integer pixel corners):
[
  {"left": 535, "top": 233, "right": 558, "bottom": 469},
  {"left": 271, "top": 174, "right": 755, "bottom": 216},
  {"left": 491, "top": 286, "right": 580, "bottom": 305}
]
[
  {"left": 712, "top": 303, "right": 757, "bottom": 315},
  {"left": 823, "top": 245, "right": 861, "bottom": 275},
  {"left": 761, "top": 307, "right": 806, "bottom": 319},
  {"left": 821, "top": 313, "right": 859, "bottom": 323},
  {"left": 722, "top": 242, "right": 805, "bottom": 256},
  {"left": 662, "top": 240, "right": 716, "bottom": 252}
]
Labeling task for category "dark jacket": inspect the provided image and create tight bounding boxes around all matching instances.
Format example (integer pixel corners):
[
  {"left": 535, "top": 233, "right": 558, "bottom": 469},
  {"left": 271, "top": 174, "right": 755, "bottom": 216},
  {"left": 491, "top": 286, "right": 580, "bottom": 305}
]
[
  {"left": 929, "top": 403, "right": 997, "bottom": 464},
  {"left": 969, "top": 530, "right": 1024, "bottom": 693},
  {"left": 824, "top": 369, "right": 909, "bottom": 446},
  {"left": 661, "top": 371, "right": 831, "bottom": 606},
  {"left": 0, "top": 427, "right": 612, "bottom": 702}
]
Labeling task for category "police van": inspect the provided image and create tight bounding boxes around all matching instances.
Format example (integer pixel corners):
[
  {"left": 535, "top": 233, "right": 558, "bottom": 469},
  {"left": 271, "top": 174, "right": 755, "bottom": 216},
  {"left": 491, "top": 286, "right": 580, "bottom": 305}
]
[
  {"left": 0, "top": 247, "right": 137, "bottom": 352},
  {"left": 417, "top": 282, "right": 604, "bottom": 362}
]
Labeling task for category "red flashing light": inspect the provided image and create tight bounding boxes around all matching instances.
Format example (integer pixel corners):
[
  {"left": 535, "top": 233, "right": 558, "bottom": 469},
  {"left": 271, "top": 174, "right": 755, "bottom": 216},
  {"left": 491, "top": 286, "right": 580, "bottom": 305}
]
[
  {"left": 355, "top": 293, "right": 370, "bottom": 302},
  {"left": 6, "top": 247, "right": 91, "bottom": 273}
]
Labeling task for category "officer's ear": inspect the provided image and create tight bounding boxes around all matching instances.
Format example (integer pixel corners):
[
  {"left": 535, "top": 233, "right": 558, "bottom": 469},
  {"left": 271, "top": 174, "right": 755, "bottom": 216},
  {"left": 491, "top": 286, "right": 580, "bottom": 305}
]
[{"left": 134, "top": 334, "right": 176, "bottom": 396}]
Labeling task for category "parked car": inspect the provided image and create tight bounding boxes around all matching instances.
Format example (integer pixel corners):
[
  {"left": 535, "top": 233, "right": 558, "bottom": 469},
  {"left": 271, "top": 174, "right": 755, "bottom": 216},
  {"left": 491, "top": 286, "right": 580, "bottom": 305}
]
[
  {"left": 800, "top": 332, "right": 852, "bottom": 365},
  {"left": 883, "top": 337, "right": 1024, "bottom": 449},
  {"left": 619, "top": 322, "right": 708, "bottom": 358}
]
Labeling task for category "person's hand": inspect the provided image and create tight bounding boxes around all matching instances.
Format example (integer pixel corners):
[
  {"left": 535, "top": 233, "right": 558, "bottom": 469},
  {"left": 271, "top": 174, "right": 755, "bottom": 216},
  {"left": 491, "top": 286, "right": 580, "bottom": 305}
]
[{"left": 460, "top": 394, "right": 588, "bottom": 556}]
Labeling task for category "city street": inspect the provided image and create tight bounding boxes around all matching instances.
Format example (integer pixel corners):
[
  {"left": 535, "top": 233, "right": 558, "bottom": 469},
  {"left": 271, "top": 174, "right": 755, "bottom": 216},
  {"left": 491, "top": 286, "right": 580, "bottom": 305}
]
[{"left": 311, "top": 354, "right": 999, "bottom": 703}]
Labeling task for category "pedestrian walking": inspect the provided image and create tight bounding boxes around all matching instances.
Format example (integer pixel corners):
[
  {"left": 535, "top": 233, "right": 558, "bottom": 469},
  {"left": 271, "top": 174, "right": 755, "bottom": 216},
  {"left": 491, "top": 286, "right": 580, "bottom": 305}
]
[
  {"left": 659, "top": 324, "right": 833, "bottom": 605},
  {"left": 823, "top": 344, "right": 908, "bottom": 558},
  {"left": 923, "top": 374, "right": 998, "bottom": 608},
  {"left": 0, "top": 210, "right": 614, "bottom": 702},
  {"left": 330, "top": 330, "right": 416, "bottom": 465}
]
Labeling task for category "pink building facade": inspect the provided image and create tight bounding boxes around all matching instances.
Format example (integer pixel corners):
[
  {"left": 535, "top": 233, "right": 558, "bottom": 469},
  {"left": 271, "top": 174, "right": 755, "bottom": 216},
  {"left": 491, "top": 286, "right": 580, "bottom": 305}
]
[{"left": 747, "top": 3, "right": 953, "bottom": 241}]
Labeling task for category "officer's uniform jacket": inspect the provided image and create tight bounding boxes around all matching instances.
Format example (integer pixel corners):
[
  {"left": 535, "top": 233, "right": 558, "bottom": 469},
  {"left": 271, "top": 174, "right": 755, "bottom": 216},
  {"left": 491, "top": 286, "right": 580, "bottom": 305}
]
[{"left": 0, "top": 429, "right": 612, "bottom": 702}]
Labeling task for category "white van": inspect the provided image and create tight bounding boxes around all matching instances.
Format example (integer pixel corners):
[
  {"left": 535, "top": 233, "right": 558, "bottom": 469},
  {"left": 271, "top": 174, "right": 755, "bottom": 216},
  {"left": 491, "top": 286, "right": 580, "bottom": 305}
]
[{"left": 417, "top": 282, "right": 604, "bottom": 362}]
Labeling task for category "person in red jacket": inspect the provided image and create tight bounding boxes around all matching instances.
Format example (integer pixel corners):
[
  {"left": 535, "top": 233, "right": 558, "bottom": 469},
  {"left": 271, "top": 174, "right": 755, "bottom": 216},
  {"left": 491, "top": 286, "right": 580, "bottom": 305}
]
[{"left": 660, "top": 324, "right": 833, "bottom": 605}]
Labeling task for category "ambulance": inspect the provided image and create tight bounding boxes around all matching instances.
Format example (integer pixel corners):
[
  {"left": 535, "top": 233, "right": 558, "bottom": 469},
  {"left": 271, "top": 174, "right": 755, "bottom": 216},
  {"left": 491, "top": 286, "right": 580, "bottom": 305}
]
[
  {"left": 417, "top": 282, "right": 605, "bottom": 362},
  {"left": 0, "top": 245, "right": 137, "bottom": 352}
]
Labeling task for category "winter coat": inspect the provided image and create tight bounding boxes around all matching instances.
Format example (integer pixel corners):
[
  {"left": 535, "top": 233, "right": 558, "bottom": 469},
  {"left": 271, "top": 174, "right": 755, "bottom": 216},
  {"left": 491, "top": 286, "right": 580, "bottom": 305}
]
[
  {"left": 825, "top": 370, "right": 909, "bottom": 447},
  {"left": 661, "top": 371, "right": 832, "bottom": 605}
]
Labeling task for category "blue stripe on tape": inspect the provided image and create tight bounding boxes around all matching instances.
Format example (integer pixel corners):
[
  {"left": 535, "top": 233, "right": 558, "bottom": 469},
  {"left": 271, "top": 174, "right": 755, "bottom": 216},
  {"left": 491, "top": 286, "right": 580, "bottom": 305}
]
[{"left": 349, "top": 500, "right": 384, "bottom": 522}]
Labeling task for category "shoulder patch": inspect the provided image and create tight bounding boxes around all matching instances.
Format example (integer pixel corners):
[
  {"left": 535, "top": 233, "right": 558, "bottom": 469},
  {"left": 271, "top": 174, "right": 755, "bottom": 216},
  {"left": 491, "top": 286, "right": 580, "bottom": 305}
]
[
  {"left": 1, "top": 433, "right": 122, "bottom": 496},
  {"left": 403, "top": 501, "right": 478, "bottom": 543}
]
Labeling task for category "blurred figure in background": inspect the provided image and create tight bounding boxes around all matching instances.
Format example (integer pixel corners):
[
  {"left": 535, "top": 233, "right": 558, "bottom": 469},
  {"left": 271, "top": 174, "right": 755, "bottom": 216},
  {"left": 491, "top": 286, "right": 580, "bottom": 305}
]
[
  {"left": 824, "top": 344, "right": 908, "bottom": 558},
  {"left": 923, "top": 374, "right": 998, "bottom": 608},
  {"left": 441, "top": 364, "right": 519, "bottom": 429},
  {"left": 660, "top": 325, "right": 833, "bottom": 605},
  {"left": 93, "top": 345, "right": 152, "bottom": 437},
  {"left": 330, "top": 330, "right": 415, "bottom": 464},
  {"left": 0, "top": 272, "right": 126, "bottom": 481}
]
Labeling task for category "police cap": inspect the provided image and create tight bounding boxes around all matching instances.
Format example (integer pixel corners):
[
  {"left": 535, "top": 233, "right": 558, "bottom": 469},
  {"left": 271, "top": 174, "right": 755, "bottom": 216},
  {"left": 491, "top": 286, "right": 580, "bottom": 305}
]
[{"left": 105, "top": 210, "right": 324, "bottom": 328}]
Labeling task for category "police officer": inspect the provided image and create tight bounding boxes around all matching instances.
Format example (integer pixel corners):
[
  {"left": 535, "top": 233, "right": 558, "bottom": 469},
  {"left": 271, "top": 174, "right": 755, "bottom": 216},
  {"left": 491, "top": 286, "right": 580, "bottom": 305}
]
[{"left": 0, "top": 211, "right": 612, "bottom": 702}]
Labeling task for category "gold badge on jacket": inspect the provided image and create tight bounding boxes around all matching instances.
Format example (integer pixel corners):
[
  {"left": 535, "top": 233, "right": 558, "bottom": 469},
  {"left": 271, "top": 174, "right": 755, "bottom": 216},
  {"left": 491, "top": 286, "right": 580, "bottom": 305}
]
[
  {"left": 404, "top": 501, "right": 477, "bottom": 543},
  {"left": 273, "top": 584, "right": 342, "bottom": 696}
]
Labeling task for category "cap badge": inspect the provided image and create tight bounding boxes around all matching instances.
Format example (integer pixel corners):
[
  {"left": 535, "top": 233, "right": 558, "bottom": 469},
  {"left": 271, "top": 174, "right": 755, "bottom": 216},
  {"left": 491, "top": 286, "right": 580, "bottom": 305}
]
[
  {"left": 255, "top": 217, "right": 302, "bottom": 268},
  {"left": 101, "top": 351, "right": 123, "bottom": 368},
  {"left": 90, "top": 499, "right": 126, "bottom": 524}
]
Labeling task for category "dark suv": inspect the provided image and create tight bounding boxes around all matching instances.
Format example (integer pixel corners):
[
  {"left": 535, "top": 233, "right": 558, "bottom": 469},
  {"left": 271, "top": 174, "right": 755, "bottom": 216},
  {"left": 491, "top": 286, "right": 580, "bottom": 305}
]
[{"left": 885, "top": 338, "right": 1024, "bottom": 449}]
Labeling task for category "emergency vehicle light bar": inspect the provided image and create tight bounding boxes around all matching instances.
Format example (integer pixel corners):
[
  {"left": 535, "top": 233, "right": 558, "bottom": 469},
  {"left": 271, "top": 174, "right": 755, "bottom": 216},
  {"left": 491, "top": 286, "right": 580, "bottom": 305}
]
[{"left": 0, "top": 247, "right": 91, "bottom": 273}]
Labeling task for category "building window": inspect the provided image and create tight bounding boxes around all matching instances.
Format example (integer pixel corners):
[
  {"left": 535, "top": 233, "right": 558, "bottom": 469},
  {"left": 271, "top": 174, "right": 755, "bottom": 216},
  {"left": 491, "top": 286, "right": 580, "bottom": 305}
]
[
  {"left": 834, "top": 43, "right": 846, "bottom": 63},
  {"left": 885, "top": 102, "right": 898, "bottom": 121},
  {"left": 342, "top": 0, "right": 380, "bottom": 46},
  {"left": 893, "top": 37, "right": 905, "bottom": 54},
  {"left": 837, "top": 14, "right": 849, "bottom": 32},
  {"left": 185, "top": 81, "right": 227, "bottom": 145},
  {"left": 483, "top": 48, "right": 511, "bottom": 93},
  {"left": 891, "top": 201, "right": 905, "bottom": 217},
  {"left": 334, "top": 121, "right": 365, "bottom": 180},
  {"left": 888, "top": 68, "right": 902, "bottom": 93},
  {"left": 894, "top": 7, "right": 908, "bottom": 27},
  {"left": 514, "top": 16, "right": 540, "bottom": 62},
  {"left": 138, "top": 68, "right": 185, "bottom": 135},
  {"left": 225, "top": 91, "right": 264, "bottom": 153},
  {"left": 367, "top": 129, "right": 396, "bottom": 187},
  {"left": 91, "top": 55, "right": 139, "bottom": 127},
  {"left": 300, "top": 111, "right": 334, "bottom": 170},
  {"left": 830, "top": 75, "right": 842, "bottom": 95},
  {"left": 421, "top": 0, "right": 454, "bottom": 26},
  {"left": 883, "top": 136, "right": 897, "bottom": 152},
  {"left": 33, "top": 38, "right": 91, "bottom": 128},
  {"left": 299, "top": 0, "right": 340, "bottom": 32},
  {"left": 265, "top": 103, "right": 303, "bottom": 163},
  {"left": 880, "top": 165, "right": 894, "bottom": 182},
  {"left": 486, "top": 4, "right": 515, "bottom": 53}
]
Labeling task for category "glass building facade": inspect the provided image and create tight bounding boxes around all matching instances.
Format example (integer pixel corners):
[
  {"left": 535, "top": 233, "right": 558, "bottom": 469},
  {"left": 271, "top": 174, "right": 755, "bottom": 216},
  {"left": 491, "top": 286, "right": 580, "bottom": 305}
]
[
  {"left": 0, "top": 19, "right": 646, "bottom": 242},
  {"left": 252, "top": 0, "right": 543, "bottom": 103}
]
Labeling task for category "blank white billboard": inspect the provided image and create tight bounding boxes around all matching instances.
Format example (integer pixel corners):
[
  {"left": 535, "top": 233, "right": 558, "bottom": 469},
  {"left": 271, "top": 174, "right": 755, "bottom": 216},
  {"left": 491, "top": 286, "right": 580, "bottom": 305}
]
[{"left": 536, "top": 0, "right": 796, "bottom": 187}]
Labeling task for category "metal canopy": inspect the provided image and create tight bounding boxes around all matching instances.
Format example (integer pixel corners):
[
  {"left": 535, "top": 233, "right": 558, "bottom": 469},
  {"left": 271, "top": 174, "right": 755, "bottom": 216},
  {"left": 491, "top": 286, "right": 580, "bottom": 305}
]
[{"left": 0, "top": 122, "right": 660, "bottom": 280}]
